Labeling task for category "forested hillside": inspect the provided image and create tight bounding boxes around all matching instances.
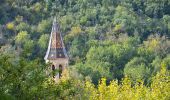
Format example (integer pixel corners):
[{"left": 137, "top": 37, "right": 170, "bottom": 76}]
[{"left": 0, "top": 0, "right": 170, "bottom": 99}]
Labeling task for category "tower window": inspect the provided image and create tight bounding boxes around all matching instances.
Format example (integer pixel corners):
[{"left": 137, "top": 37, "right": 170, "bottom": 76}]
[
  {"left": 52, "top": 65, "right": 55, "bottom": 71},
  {"left": 59, "top": 65, "right": 62, "bottom": 78},
  {"left": 52, "top": 65, "right": 55, "bottom": 78}
]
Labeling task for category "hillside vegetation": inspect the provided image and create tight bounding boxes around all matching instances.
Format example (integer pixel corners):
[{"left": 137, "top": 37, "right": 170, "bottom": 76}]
[{"left": 0, "top": 0, "right": 170, "bottom": 99}]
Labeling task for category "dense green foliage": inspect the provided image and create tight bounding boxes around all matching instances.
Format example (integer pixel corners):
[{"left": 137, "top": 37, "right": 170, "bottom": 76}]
[{"left": 0, "top": 0, "right": 170, "bottom": 99}]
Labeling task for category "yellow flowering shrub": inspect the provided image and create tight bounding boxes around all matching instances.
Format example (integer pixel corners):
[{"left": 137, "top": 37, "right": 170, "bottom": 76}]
[
  {"left": 6, "top": 22, "right": 14, "bottom": 30},
  {"left": 83, "top": 67, "right": 169, "bottom": 100}
]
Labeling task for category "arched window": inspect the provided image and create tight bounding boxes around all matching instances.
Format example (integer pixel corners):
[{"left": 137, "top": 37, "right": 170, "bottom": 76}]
[
  {"left": 52, "top": 65, "right": 55, "bottom": 71},
  {"left": 52, "top": 65, "right": 55, "bottom": 78},
  {"left": 59, "top": 65, "right": 62, "bottom": 78}
]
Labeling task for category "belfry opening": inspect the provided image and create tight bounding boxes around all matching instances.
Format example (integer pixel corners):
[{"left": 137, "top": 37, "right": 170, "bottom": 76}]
[
  {"left": 52, "top": 65, "right": 55, "bottom": 71},
  {"left": 52, "top": 65, "right": 55, "bottom": 78},
  {"left": 59, "top": 65, "right": 62, "bottom": 78}
]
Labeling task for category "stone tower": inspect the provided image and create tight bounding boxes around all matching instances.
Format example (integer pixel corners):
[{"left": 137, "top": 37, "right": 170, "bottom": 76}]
[{"left": 44, "top": 18, "right": 69, "bottom": 79}]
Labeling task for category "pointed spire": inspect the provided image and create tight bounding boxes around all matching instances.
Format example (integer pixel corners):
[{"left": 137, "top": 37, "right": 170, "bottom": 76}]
[
  {"left": 52, "top": 17, "right": 60, "bottom": 33},
  {"left": 44, "top": 17, "right": 68, "bottom": 61},
  {"left": 54, "top": 16, "right": 57, "bottom": 22}
]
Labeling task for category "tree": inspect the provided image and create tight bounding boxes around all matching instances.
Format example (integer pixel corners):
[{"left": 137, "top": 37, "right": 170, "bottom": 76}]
[
  {"left": 37, "top": 19, "right": 52, "bottom": 34},
  {"left": 145, "top": 0, "right": 168, "bottom": 18},
  {"left": 6, "top": 22, "right": 14, "bottom": 30},
  {"left": 23, "top": 40, "right": 34, "bottom": 57},
  {"left": 124, "top": 57, "right": 150, "bottom": 83},
  {"left": 113, "top": 5, "right": 137, "bottom": 35},
  {"left": 16, "top": 22, "right": 30, "bottom": 32},
  {"left": 38, "top": 34, "right": 49, "bottom": 49},
  {"left": 0, "top": 46, "right": 47, "bottom": 99},
  {"left": 15, "top": 31, "right": 29, "bottom": 44}
]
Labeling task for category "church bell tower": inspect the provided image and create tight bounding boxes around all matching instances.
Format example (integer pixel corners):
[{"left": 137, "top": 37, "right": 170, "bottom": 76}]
[{"left": 44, "top": 17, "right": 69, "bottom": 79}]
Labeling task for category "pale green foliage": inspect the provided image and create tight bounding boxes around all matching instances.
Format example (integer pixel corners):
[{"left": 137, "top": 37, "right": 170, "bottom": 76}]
[
  {"left": 138, "top": 35, "right": 170, "bottom": 59},
  {"left": 60, "top": 15, "right": 73, "bottom": 31},
  {"left": 85, "top": 27, "right": 97, "bottom": 39},
  {"left": 84, "top": 37, "right": 137, "bottom": 80},
  {"left": 15, "top": 15, "right": 23, "bottom": 22},
  {"left": 163, "top": 15, "right": 170, "bottom": 30},
  {"left": 151, "top": 57, "right": 162, "bottom": 74},
  {"left": 23, "top": 40, "right": 34, "bottom": 56},
  {"left": 162, "top": 55, "right": 170, "bottom": 69},
  {"left": 37, "top": 19, "right": 51, "bottom": 33},
  {"left": 124, "top": 57, "right": 150, "bottom": 82},
  {"left": 113, "top": 5, "right": 137, "bottom": 34},
  {"left": 86, "top": 8, "right": 97, "bottom": 20},
  {"left": 38, "top": 34, "right": 49, "bottom": 49},
  {"left": 32, "top": 2, "right": 42, "bottom": 12},
  {"left": 80, "top": 16, "right": 87, "bottom": 25},
  {"left": 70, "top": 26, "right": 82, "bottom": 36},
  {"left": 15, "top": 31, "right": 29, "bottom": 44},
  {"left": 16, "top": 22, "right": 30, "bottom": 32},
  {"left": 64, "top": 26, "right": 82, "bottom": 44}
]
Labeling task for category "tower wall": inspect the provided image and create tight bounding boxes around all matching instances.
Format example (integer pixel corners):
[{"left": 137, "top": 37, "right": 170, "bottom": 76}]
[
  {"left": 49, "top": 58, "right": 69, "bottom": 69},
  {"left": 46, "top": 58, "right": 69, "bottom": 79}
]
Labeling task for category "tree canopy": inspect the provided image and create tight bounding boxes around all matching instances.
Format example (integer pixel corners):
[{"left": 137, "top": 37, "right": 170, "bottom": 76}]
[{"left": 0, "top": 0, "right": 170, "bottom": 99}]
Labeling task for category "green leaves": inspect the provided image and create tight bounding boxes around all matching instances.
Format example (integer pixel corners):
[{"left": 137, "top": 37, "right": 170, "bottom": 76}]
[
  {"left": 124, "top": 57, "right": 151, "bottom": 82},
  {"left": 0, "top": 50, "right": 48, "bottom": 99},
  {"left": 38, "top": 34, "right": 49, "bottom": 49},
  {"left": 113, "top": 5, "right": 137, "bottom": 34},
  {"left": 84, "top": 67, "right": 170, "bottom": 100},
  {"left": 37, "top": 19, "right": 52, "bottom": 34},
  {"left": 15, "top": 31, "right": 29, "bottom": 44},
  {"left": 0, "top": 0, "right": 170, "bottom": 99},
  {"left": 16, "top": 22, "right": 30, "bottom": 32}
]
